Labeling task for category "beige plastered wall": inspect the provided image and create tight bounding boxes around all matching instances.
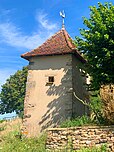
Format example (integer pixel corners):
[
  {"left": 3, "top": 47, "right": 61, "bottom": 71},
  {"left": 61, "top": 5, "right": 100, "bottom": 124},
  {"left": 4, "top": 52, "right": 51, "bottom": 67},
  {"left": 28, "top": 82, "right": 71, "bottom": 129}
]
[
  {"left": 23, "top": 54, "right": 73, "bottom": 137},
  {"left": 23, "top": 54, "right": 88, "bottom": 137}
]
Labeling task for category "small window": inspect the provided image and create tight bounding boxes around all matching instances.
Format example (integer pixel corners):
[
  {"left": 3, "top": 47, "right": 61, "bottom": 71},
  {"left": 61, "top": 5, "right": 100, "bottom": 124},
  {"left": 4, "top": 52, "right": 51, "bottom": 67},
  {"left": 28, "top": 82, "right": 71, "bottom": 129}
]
[
  {"left": 48, "top": 76, "right": 54, "bottom": 83},
  {"left": 45, "top": 75, "right": 55, "bottom": 85}
]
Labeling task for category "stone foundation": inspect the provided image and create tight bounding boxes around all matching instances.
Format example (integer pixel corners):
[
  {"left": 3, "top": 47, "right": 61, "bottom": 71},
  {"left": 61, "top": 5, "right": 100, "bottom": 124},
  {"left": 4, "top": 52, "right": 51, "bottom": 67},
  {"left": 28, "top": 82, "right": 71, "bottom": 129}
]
[{"left": 46, "top": 126, "right": 114, "bottom": 151}]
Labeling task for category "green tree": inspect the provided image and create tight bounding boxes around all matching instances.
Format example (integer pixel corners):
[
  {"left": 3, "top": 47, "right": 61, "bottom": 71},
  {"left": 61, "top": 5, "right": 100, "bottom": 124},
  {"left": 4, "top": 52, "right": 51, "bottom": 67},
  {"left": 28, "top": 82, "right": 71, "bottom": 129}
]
[
  {"left": 0, "top": 67, "right": 28, "bottom": 117},
  {"left": 75, "top": 2, "right": 114, "bottom": 90}
]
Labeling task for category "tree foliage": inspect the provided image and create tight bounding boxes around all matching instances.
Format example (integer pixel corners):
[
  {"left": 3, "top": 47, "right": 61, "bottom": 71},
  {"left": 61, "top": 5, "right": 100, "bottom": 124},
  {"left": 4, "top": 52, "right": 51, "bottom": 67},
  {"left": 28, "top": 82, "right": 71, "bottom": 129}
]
[
  {"left": 90, "top": 90, "right": 106, "bottom": 124},
  {"left": 0, "top": 67, "right": 28, "bottom": 116},
  {"left": 75, "top": 2, "right": 114, "bottom": 89}
]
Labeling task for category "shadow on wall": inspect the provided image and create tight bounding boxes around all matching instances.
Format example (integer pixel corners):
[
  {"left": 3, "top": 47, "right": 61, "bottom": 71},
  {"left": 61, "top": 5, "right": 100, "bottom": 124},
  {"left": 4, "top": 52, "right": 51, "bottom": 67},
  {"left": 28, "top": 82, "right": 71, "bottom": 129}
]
[
  {"left": 29, "top": 55, "right": 88, "bottom": 132},
  {"left": 39, "top": 77, "right": 87, "bottom": 131},
  {"left": 39, "top": 69, "right": 72, "bottom": 131}
]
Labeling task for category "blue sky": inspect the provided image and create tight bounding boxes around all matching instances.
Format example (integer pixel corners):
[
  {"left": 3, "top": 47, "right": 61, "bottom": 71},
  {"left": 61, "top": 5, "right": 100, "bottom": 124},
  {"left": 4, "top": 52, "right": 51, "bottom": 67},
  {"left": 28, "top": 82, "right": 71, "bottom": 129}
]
[{"left": 0, "top": 0, "right": 112, "bottom": 118}]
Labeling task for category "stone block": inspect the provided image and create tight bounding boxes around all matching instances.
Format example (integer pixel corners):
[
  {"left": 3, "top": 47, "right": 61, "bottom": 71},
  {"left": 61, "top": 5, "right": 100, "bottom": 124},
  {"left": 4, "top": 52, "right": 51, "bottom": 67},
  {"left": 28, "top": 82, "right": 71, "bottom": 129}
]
[{"left": 46, "top": 126, "right": 114, "bottom": 151}]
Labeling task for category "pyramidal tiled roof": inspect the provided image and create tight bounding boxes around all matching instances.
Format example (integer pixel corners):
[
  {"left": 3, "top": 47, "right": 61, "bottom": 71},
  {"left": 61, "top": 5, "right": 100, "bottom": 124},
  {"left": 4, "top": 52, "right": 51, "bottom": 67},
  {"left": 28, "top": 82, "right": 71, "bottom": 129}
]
[{"left": 21, "top": 28, "right": 85, "bottom": 63}]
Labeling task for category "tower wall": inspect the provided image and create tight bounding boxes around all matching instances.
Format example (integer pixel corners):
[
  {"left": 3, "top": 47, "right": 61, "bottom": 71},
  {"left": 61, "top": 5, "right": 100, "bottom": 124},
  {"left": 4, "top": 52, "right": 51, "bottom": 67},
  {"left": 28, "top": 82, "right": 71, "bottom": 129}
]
[
  {"left": 22, "top": 54, "right": 89, "bottom": 137},
  {"left": 23, "top": 54, "right": 73, "bottom": 137},
  {"left": 72, "top": 55, "right": 89, "bottom": 117}
]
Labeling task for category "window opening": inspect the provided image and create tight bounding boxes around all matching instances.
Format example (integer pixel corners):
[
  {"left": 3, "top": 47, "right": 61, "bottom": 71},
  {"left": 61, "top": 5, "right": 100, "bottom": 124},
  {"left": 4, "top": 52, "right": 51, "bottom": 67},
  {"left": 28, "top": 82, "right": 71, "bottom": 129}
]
[{"left": 48, "top": 76, "right": 54, "bottom": 83}]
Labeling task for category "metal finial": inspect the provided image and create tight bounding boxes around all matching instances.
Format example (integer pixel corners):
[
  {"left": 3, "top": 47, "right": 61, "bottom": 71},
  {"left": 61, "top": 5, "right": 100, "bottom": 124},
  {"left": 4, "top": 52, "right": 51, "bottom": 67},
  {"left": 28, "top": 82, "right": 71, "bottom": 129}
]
[{"left": 60, "top": 10, "right": 65, "bottom": 29}]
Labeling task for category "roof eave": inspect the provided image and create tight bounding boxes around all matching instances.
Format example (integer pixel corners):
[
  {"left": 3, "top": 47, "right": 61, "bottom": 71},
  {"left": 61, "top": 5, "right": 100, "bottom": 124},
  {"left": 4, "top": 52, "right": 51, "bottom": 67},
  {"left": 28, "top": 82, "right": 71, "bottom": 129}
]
[
  {"left": 72, "top": 49, "right": 86, "bottom": 63},
  {"left": 21, "top": 50, "right": 86, "bottom": 63},
  {"left": 21, "top": 54, "right": 30, "bottom": 60},
  {"left": 21, "top": 52, "right": 73, "bottom": 60}
]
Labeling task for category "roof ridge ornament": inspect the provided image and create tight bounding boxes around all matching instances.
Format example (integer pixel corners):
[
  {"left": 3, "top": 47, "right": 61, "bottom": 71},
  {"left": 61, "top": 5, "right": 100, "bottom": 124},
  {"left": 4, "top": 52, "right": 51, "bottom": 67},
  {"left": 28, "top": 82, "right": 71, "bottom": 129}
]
[{"left": 60, "top": 10, "right": 65, "bottom": 29}]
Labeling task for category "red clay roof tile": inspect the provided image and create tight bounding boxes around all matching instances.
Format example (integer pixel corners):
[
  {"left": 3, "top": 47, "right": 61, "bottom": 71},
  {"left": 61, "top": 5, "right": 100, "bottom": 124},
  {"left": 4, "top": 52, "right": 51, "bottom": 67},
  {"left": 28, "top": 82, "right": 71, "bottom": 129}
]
[{"left": 21, "top": 28, "right": 85, "bottom": 63}]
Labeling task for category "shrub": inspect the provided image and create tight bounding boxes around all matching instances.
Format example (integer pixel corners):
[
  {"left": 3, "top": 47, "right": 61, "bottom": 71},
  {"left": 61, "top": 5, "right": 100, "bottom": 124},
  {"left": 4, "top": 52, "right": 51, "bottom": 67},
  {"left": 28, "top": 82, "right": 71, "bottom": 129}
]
[
  {"left": 100, "top": 84, "right": 114, "bottom": 124},
  {"left": 60, "top": 115, "right": 94, "bottom": 128},
  {"left": 0, "top": 120, "right": 5, "bottom": 123},
  {"left": 90, "top": 90, "right": 106, "bottom": 125}
]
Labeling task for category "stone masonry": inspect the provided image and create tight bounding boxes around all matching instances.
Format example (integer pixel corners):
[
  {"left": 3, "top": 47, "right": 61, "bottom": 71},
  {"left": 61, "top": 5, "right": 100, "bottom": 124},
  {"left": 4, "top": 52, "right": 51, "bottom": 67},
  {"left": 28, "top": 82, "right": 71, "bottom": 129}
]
[{"left": 46, "top": 126, "right": 114, "bottom": 151}]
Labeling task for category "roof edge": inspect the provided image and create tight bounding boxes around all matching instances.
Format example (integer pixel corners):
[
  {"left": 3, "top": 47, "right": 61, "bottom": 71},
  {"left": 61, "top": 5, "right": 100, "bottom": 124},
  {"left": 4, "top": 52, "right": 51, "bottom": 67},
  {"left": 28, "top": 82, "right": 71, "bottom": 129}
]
[
  {"left": 21, "top": 51, "right": 86, "bottom": 63},
  {"left": 62, "top": 29, "right": 75, "bottom": 49},
  {"left": 21, "top": 28, "right": 86, "bottom": 63}
]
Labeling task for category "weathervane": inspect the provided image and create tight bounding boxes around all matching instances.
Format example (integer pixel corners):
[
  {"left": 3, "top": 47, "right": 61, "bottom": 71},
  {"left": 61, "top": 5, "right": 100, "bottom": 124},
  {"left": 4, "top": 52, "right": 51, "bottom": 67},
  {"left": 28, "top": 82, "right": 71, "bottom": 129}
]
[{"left": 60, "top": 10, "right": 65, "bottom": 29}]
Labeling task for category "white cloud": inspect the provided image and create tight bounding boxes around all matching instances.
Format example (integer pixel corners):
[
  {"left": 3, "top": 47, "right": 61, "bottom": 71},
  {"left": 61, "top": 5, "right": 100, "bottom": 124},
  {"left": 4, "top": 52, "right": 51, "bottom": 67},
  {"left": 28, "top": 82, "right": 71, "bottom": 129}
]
[
  {"left": 36, "top": 11, "right": 57, "bottom": 30},
  {"left": 0, "top": 11, "right": 59, "bottom": 50},
  {"left": 0, "top": 11, "right": 59, "bottom": 90}
]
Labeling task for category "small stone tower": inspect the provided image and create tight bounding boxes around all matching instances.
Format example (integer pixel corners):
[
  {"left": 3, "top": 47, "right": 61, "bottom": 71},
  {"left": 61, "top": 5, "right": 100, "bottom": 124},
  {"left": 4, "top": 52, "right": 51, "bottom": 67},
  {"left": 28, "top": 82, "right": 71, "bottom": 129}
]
[{"left": 21, "top": 28, "right": 89, "bottom": 137}]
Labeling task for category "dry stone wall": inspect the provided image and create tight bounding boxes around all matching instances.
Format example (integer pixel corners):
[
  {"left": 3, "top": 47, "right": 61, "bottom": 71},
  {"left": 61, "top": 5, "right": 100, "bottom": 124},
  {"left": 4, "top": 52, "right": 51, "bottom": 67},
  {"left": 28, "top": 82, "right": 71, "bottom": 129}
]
[{"left": 46, "top": 126, "right": 114, "bottom": 151}]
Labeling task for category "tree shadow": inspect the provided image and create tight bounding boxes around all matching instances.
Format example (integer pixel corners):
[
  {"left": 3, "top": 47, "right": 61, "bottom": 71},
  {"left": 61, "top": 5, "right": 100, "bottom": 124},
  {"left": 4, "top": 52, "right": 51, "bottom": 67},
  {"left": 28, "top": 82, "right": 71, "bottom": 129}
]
[
  {"left": 39, "top": 76, "right": 72, "bottom": 131},
  {"left": 37, "top": 56, "right": 88, "bottom": 131},
  {"left": 27, "top": 55, "right": 88, "bottom": 132}
]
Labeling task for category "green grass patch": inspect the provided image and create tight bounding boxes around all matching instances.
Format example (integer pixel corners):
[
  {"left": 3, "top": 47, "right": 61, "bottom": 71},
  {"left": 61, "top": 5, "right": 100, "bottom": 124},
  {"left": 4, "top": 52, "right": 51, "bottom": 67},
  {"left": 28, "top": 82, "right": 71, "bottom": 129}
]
[
  {"left": 1, "top": 131, "right": 47, "bottom": 152},
  {"left": 0, "top": 120, "right": 6, "bottom": 131},
  {"left": 76, "top": 144, "right": 107, "bottom": 152},
  {"left": 0, "top": 129, "right": 108, "bottom": 152},
  {"left": 60, "top": 115, "right": 95, "bottom": 128},
  {"left": 49, "top": 144, "right": 108, "bottom": 152},
  {"left": 0, "top": 125, "right": 6, "bottom": 131},
  {"left": 0, "top": 119, "right": 5, "bottom": 123}
]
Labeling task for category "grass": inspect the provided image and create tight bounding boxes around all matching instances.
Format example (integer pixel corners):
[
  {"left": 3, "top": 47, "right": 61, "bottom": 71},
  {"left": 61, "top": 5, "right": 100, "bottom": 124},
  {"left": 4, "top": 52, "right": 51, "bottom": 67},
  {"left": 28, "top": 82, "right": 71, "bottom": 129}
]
[
  {"left": 0, "top": 118, "right": 108, "bottom": 152},
  {"left": 0, "top": 120, "right": 5, "bottom": 123},
  {"left": 0, "top": 125, "right": 6, "bottom": 131},
  {"left": 0, "top": 133, "right": 108, "bottom": 152},
  {"left": 60, "top": 115, "right": 95, "bottom": 128},
  {"left": 0, "top": 131, "right": 47, "bottom": 152},
  {"left": 0, "top": 120, "right": 6, "bottom": 131},
  {"left": 76, "top": 144, "right": 107, "bottom": 152},
  {"left": 47, "top": 145, "right": 108, "bottom": 152}
]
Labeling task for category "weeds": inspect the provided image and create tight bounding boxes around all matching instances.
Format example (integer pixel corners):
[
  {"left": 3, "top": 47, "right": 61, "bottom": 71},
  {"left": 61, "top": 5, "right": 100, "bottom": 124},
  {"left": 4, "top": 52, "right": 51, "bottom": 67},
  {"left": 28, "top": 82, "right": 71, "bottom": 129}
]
[
  {"left": 1, "top": 131, "right": 47, "bottom": 152},
  {"left": 0, "top": 125, "right": 108, "bottom": 152},
  {"left": 0, "top": 120, "right": 5, "bottom": 123},
  {"left": 77, "top": 144, "right": 107, "bottom": 152},
  {"left": 0, "top": 125, "right": 6, "bottom": 131},
  {"left": 60, "top": 115, "right": 94, "bottom": 128}
]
